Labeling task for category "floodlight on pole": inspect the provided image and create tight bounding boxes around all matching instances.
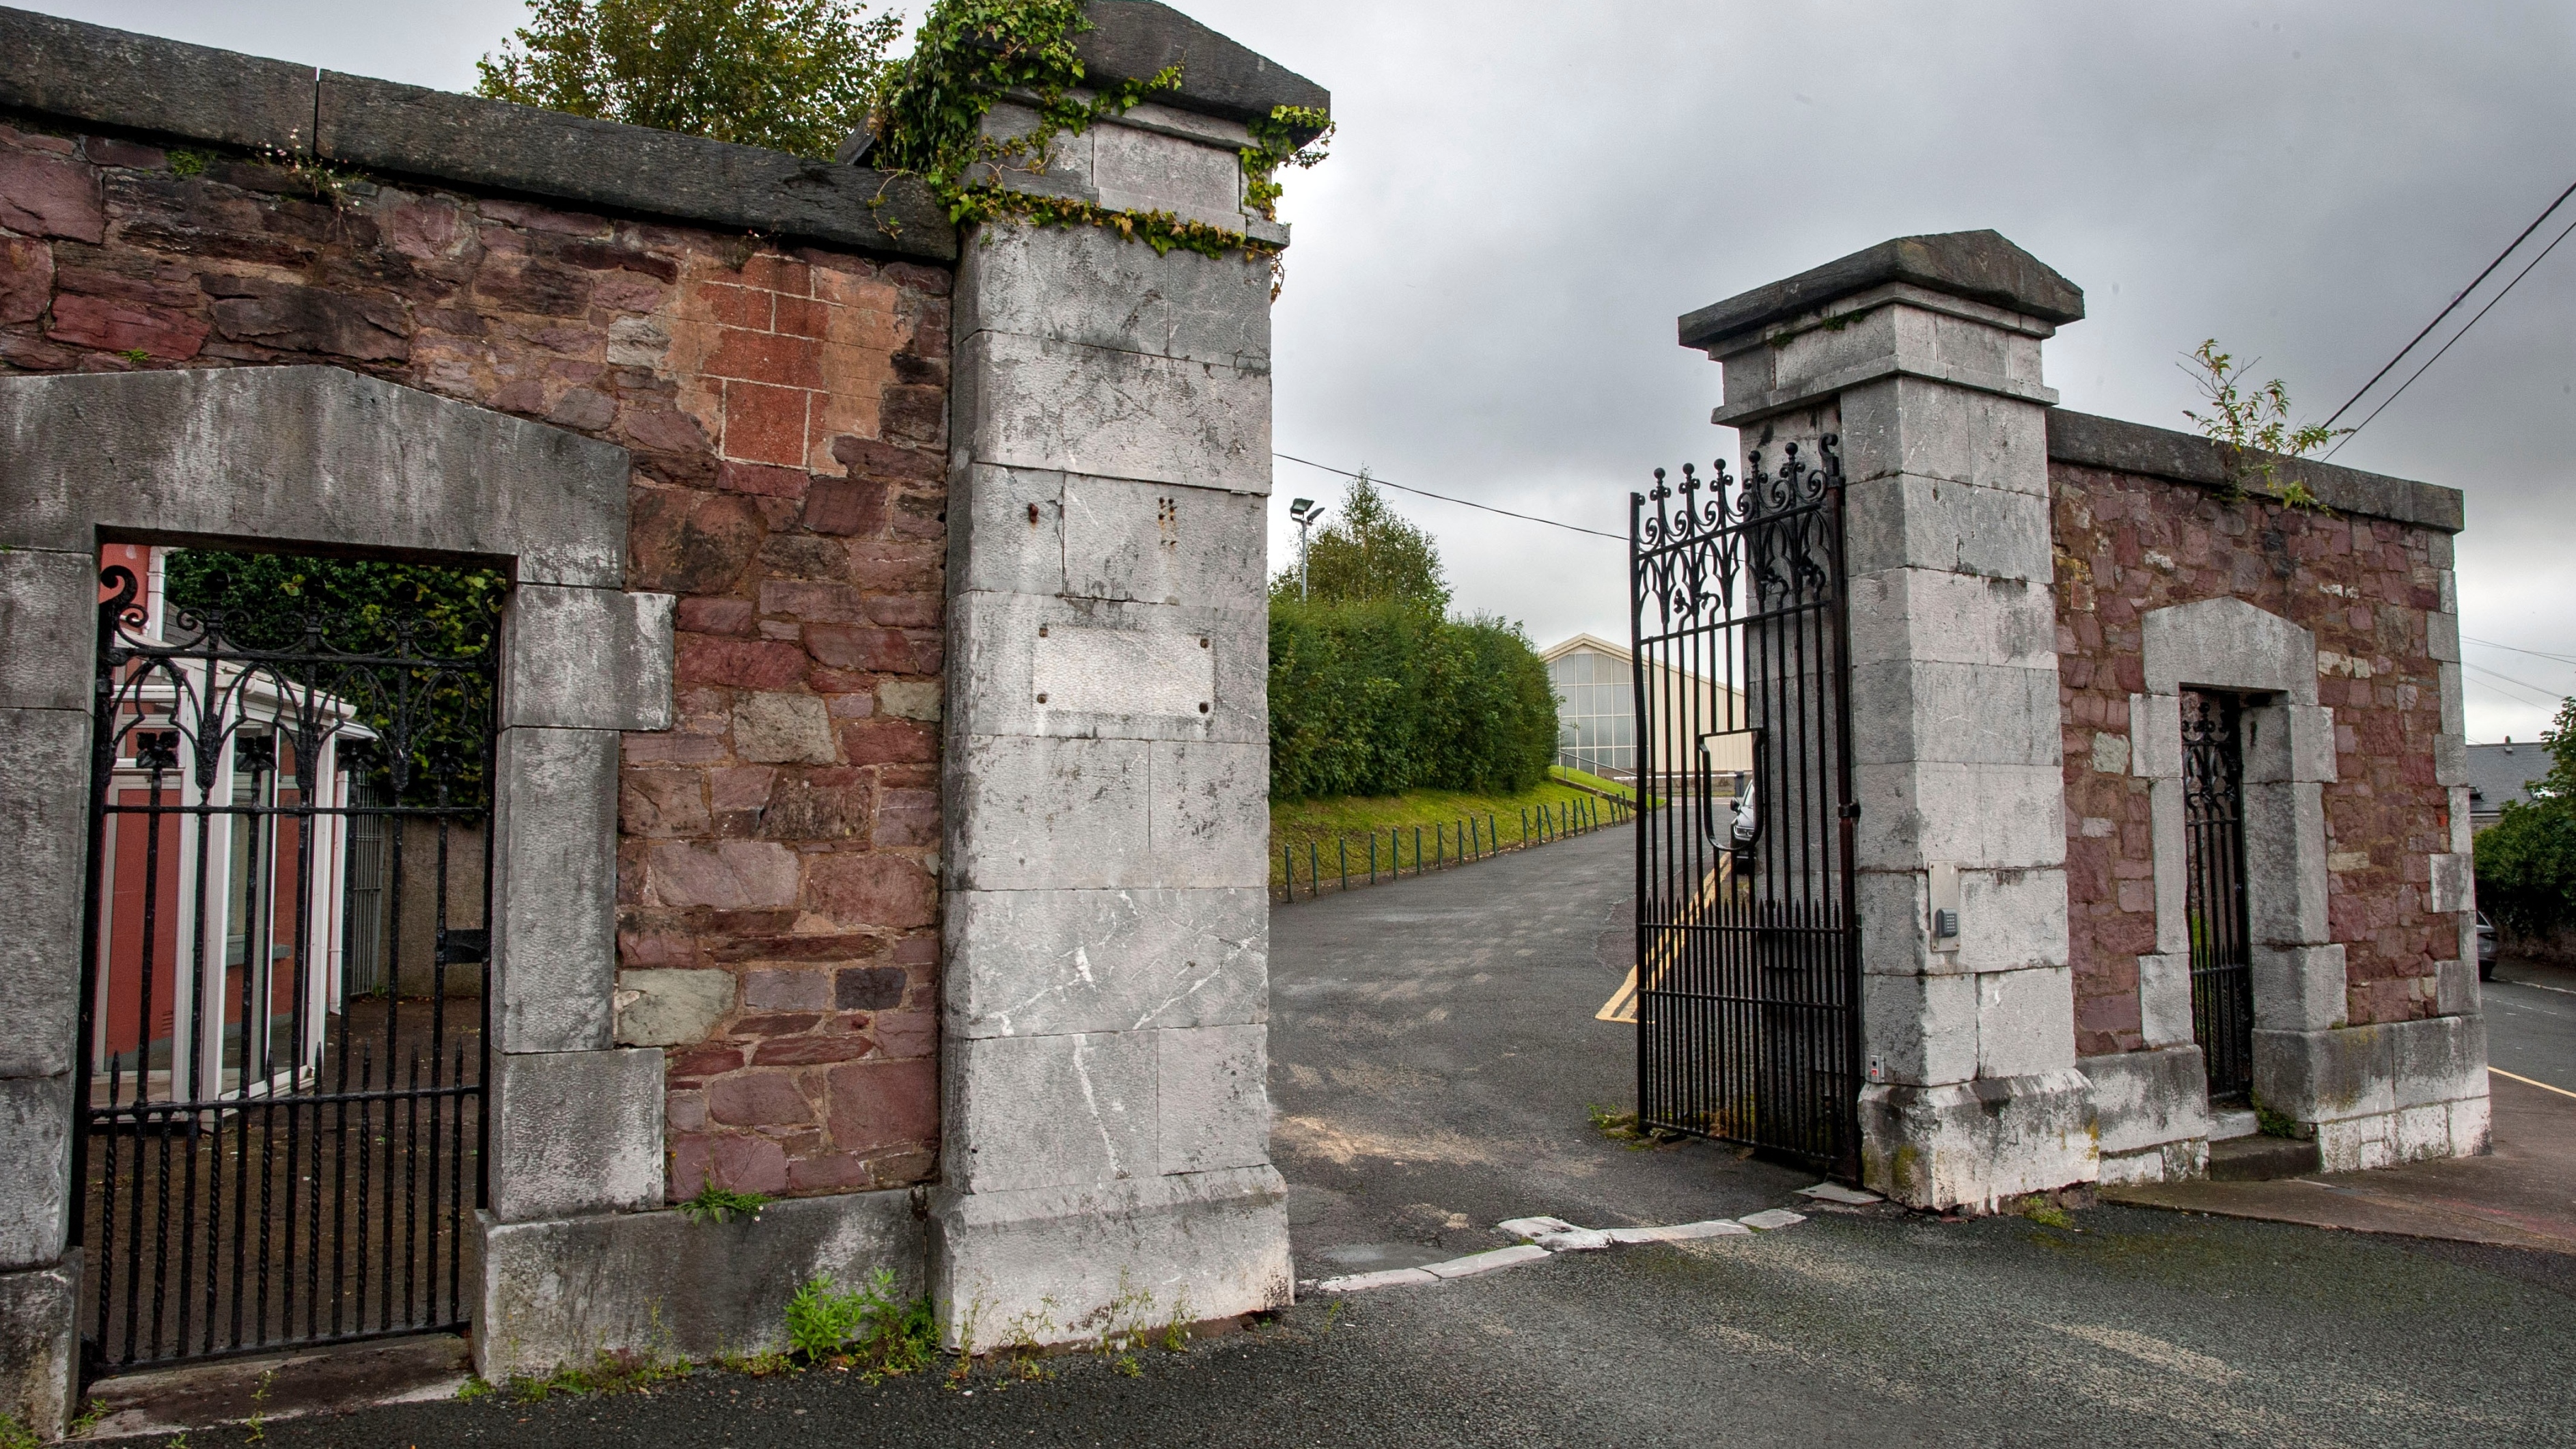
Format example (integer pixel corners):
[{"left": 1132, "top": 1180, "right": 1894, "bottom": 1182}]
[{"left": 1288, "top": 498, "right": 1325, "bottom": 601}]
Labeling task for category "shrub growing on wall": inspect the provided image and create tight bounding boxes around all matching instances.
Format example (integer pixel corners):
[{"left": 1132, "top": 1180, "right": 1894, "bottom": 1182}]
[
  {"left": 2476, "top": 697, "right": 2576, "bottom": 942},
  {"left": 1269, "top": 598, "right": 1556, "bottom": 802}
]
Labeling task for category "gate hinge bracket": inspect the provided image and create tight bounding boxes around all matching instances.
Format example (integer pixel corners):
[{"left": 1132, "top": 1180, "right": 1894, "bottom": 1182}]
[{"left": 1838, "top": 803, "right": 1861, "bottom": 820}]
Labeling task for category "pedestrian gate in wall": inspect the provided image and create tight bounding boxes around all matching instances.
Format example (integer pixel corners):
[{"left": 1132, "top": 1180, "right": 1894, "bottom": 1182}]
[
  {"left": 2180, "top": 689, "right": 2256, "bottom": 1100},
  {"left": 73, "top": 561, "right": 496, "bottom": 1370},
  {"left": 1629, "top": 438, "right": 1862, "bottom": 1176}
]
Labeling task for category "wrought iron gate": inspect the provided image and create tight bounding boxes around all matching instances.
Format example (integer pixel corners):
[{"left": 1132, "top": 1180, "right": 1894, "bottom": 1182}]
[
  {"left": 73, "top": 562, "right": 495, "bottom": 1371},
  {"left": 2181, "top": 689, "right": 2256, "bottom": 1099},
  {"left": 1631, "top": 437, "right": 1861, "bottom": 1175}
]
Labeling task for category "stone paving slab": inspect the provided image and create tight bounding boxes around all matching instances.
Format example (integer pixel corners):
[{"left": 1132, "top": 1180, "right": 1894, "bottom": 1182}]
[
  {"left": 2103, "top": 1071, "right": 2576, "bottom": 1254},
  {"left": 1604, "top": 1219, "right": 1751, "bottom": 1244},
  {"left": 1421, "top": 1245, "right": 1551, "bottom": 1280},
  {"left": 1313, "top": 1267, "right": 1441, "bottom": 1294}
]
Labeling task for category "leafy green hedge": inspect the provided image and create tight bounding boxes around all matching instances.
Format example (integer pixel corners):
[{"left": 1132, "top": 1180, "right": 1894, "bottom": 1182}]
[{"left": 1268, "top": 599, "right": 1557, "bottom": 802}]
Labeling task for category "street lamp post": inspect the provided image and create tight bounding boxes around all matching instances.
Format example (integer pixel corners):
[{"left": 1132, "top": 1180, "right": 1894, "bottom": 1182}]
[{"left": 1288, "top": 497, "right": 1327, "bottom": 601}]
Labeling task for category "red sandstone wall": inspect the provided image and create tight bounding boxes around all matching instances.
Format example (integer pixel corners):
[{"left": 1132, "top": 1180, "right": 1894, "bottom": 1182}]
[
  {"left": 2053, "top": 462, "right": 2454, "bottom": 1057},
  {"left": 0, "top": 122, "right": 950, "bottom": 1200}
]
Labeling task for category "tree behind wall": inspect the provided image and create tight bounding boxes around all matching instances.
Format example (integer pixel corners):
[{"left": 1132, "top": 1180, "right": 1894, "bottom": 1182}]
[
  {"left": 2475, "top": 696, "right": 2576, "bottom": 946},
  {"left": 1273, "top": 473, "right": 1451, "bottom": 613},
  {"left": 475, "top": 0, "right": 902, "bottom": 161},
  {"left": 160, "top": 553, "right": 507, "bottom": 809}
]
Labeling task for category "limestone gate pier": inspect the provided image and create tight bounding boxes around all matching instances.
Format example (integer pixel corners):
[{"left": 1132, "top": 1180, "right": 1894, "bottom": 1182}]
[
  {"left": 0, "top": 0, "right": 1312, "bottom": 1429},
  {"left": 1645, "top": 231, "right": 2484, "bottom": 1210}
]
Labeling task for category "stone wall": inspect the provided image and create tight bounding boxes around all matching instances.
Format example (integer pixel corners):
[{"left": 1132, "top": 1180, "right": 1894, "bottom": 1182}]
[
  {"left": 2049, "top": 434, "right": 2460, "bottom": 1054},
  {"left": 0, "top": 115, "right": 954, "bottom": 1203}
]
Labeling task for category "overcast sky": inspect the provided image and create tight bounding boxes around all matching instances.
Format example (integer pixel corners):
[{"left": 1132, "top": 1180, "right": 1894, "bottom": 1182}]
[{"left": 29, "top": 0, "right": 2576, "bottom": 741}]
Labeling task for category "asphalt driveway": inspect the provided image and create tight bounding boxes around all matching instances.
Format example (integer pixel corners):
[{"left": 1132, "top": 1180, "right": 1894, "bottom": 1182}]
[{"left": 1265, "top": 823, "right": 1814, "bottom": 1276}]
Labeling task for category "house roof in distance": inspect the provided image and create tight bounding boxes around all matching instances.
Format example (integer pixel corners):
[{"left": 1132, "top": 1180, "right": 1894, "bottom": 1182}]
[{"left": 2466, "top": 741, "right": 2555, "bottom": 816}]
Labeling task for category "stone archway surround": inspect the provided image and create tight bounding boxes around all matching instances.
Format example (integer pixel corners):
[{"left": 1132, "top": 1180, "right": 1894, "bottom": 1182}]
[
  {"left": 2114, "top": 595, "right": 2488, "bottom": 1175},
  {"left": 2133, "top": 596, "right": 2343, "bottom": 1057},
  {"left": 0, "top": 365, "right": 671, "bottom": 1425}
]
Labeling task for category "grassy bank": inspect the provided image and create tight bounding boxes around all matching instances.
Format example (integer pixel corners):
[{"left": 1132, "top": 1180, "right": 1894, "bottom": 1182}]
[{"left": 1269, "top": 771, "right": 1625, "bottom": 895}]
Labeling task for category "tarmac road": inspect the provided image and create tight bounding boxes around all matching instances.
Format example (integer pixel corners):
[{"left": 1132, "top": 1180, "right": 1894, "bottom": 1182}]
[
  {"left": 206, "top": 825, "right": 2576, "bottom": 1447},
  {"left": 206, "top": 1203, "right": 2576, "bottom": 1448},
  {"left": 2487, "top": 956, "right": 2576, "bottom": 1092}
]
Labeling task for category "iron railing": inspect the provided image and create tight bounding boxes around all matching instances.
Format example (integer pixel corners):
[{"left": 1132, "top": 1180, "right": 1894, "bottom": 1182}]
[
  {"left": 1273, "top": 792, "right": 1630, "bottom": 902},
  {"left": 2182, "top": 689, "right": 2256, "bottom": 1099},
  {"left": 1631, "top": 437, "right": 1861, "bottom": 1176},
  {"left": 74, "top": 564, "right": 496, "bottom": 1370}
]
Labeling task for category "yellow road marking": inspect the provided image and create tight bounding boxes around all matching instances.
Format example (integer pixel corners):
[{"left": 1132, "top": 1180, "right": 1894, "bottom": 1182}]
[
  {"left": 1598, "top": 854, "right": 1731, "bottom": 1023},
  {"left": 1596, "top": 966, "right": 1639, "bottom": 1023},
  {"left": 2491, "top": 1066, "right": 2576, "bottom": 1101}
]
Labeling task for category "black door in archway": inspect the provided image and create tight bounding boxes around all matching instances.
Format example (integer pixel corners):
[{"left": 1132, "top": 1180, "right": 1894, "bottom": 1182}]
[{"left": 1629, "top": 437, "right": 1862, "bottom": 1176}]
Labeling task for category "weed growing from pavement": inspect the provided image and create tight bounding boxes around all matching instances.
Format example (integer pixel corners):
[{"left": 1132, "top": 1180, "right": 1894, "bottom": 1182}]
[
  {"left": 0, "top": 1412, "right": 35, "bottom": 1449},
  {"left": 2019, "top": 1200, "right": 2076, "bottom": 1230},
  {"left": 507, "top": 1349, "right": 694, "bottom": 1403},
  {"left": 1589, "top": 1105, "right": 1688, "bottom": 1149},
  {"left": 2254, "top": 1103, "right": 2305, "bottom": 1140},
  {"left": 456, "top": 1377, "right": 496, "bottom": 1403},
  {"left": 784, "top": 1271, "right": 940, "bottom": 1382},
  {"left": 243, "top": 1368, "right": 276, "bottom": 1443}
]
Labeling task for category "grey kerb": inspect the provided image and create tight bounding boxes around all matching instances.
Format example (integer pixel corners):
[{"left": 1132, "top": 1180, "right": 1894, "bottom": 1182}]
[{"left": 0, "top": 365, "right": 675, "bottom": 1406}]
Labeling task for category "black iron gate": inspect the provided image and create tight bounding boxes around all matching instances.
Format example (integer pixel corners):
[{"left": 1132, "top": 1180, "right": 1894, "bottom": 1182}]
[
  {"left": 1631, "top": 437, "right": 1861, "bottom": 1175},
  {"left": 73, "top": 562, "right": 495, "bottom": 1372},
  {"left": 2180, "top": 689, "right": 2255, "bottom": 1100}
]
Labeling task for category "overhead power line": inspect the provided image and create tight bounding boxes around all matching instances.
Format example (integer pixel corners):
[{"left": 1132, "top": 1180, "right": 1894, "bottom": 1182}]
[
  {"left": 2461, "top": 659, "right": 2568, "bottom": 704},
  {"left": 2323, "top": 174, "right": 2576, "bottom": 456},
  {"left": 2323, "top": 174, "right": 2576, "bottom": 430},
  {"left": 2467, "top": 635, "right": 2576, "bottom": 668},
  {"left": 1274, "top": 452, "right": 1625, "bottom": 541},
  {"left": 2326, "top": 207, "right": 2576, "bottom": 458},
  {"left": 2463, "top": 674, "right": 2553, "bottom": 710}
]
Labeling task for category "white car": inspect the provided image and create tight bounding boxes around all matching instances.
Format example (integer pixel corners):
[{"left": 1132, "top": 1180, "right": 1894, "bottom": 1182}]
[{"left": 2478, "top": 912, "right": 2499, "bottom": 982}]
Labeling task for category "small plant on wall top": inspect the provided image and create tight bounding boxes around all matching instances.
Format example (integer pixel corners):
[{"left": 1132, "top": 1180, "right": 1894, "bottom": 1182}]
[{"left": 2180, "top": 339, "right": 2349, "bottom": 512}]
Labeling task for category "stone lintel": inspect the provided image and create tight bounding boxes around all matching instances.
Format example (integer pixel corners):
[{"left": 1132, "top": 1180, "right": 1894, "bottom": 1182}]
[
  {"left": 0, "top": 368, "right": 631, "bottom": 588},
  {"left": 1681, "top": 230, "right": 2084, "bottom": 355}
]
